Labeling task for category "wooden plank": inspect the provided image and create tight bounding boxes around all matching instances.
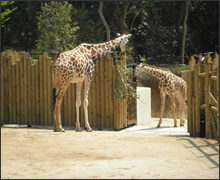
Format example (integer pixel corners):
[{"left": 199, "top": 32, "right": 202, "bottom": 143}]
[
  {"left": 63, "top": 85, "right": 68, "bottom": 127},
  {"left": 20, "top": 56, "right": 25, "bottom": 124},
  {"left": 194, "top": 66, "right": 200, "bottom": 137},
  {"left": 71, "top": 83, "right": 76, "bottom": 127},
  {"left": 39, "top": 55, "right": 44, "bottom": 125},
  {"left": 31, "top": 64, "right": 36, "bottom": 125},
  {"left": 47, "top": 58, "right": 53, "bottom": 126},
  {"left": 217, "top": 66, "right": 219, "bottom": 142},
  {"left": 35, "top": 60, "right": 40, "bottom": 124},
  {"left": 8, "top": 56, "right": 13, "bottom": 124},
  {"left": 205, "top": 64, "right": 211, "bottom": 139},
  {"left": 43, "top": 53, "right": 48, "bottom": 125},
  {"left": 211, "top": 106, "right": 218, "bottom": 113},
  {"left": 23, "top": 53, "right": 28, "bottom": 125},
  {"left": 109, "top": 58, "right": 114, "bottom": 128},
  {"left": 88, "top": 80, "right": 93, "bottom": 127},
  {"left": 189, "top": 56, "right": 196, "bottom": 71},
  {"left": 1, "top": 53, "right": 5, "bottom": 124},
  {"left": 91, "top": 68, "right": 96, "bottom": 128},
  {"left": 96, "top": 61, "right": 101, "bottom": 129},
  {"left": 113, "top": 65, "right": 120, "bottom": 130},
  {"left": 12, "top": 61, "right": 16, "bottom": 124},
  {"left": 27, "top": 57, "right": 32, "bottom": 125},
  {"left": 16, "top": 59, "right": 21, "bottom": 125},
  {"left": 67, "top": 83, "right": 72, "bottom": 126},
  {"left": 210, "top": 110, "right": 217, "bottom": 140},
  {"left": 200, "top": 104, "right": 206, "bottom": 109},
  {"left": 187, "top": 71, "right": 193, "bottom": 136},
  {"left": 104, "top": 56, "right": 110, "bottom": 128},
  {"left": 100, "top": 57, "right": 105, "bottom": 128}
]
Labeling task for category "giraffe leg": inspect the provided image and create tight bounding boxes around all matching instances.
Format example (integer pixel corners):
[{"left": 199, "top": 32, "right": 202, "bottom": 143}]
[
  {"left": 53, "top": 85, "right": 69, "bottom": 132},
  {"left": 75, "top": 83, "right": 82, "bottom": 132},
  {"left": 157, "top": 91, "right": 166, "bottom": 128},
  {"left": 83, "top": 79, "right": 92, "bottom": 132},
  {"left": 169, "top": 93, "right": 177, "bottom": 127},
  {"left": 175, "top": 92, "right": 185, "bottom": 126}
]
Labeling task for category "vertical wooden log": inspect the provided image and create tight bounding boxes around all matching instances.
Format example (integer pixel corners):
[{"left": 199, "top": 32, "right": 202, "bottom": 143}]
[
  {"left": 189, "top": 56, "right": 196, "bottom": 71},
  {"left": 195, "top": 66, "right": 200, "bottom": 137},
  {"left": 71, "top": 83, "right": 76, "bottom": 127},
  {"left": 12, "top": 61, "right": 17, "bottom": 124},
  {"left": 23, "top": 53, "right": 29, "bottom": 125},
  {"left": 8, "top": 56, "right": 13, "bottom": 124},
  {"left": 31, "top": 64, "right": 36, "bottom": 125},
  {"left": 47, "top": 58, "right": 53, "bottom": 126},
  {"left": 20, "top": 56, "right": 25, "bottom": 124},
  {"left": 43, "top": 53, "right": 48, "bottom": 125},
  {"left": 67, "top": 84, "right": 72, "bottom": 126},
  {"left": 4, "top": 53, "right": 9, "bottom": 124},
  {"left": 27, "top": 57, "right": 32, "bottom": 125},
  {"left": 105, "top": 56, "right": 110, "bottom": 128},
  {"left": 109, "top": 58, "right": 114, "bottom": 128},
  {"left": 92, "top": 68, "right": 97, "bottom": 128},
  {"left": 88, "top": 80, "right": 93, "bottom": 127},
  {"left": 81, "top": 82, "right": 85, "bottom": 128},
  {"left": 217, "top": 66, "right": 219, "bottom": 142},
  {"left": 187, "top": 71, "right": 193, "bottom": 135},
  {"left": 205, "top": 64, "right": 211, "bottom": 139},
  {"left": 96, "top": 61, "right": 101, "bottom": 129},
  {"left": 63, "top": 85, "right": 68, "bottom": 127},
  {"left": 39, "top": 55, "right": 44, "bottom": 125},
  {"left": 100, "top": 57, "right": 105, "bottom": 128},
  {"left": 16, "top": 59, "right": 21, "bottom": 124},
  {"left": 35, "top": 60, "right": 40, "bottom": 124},
  {"left": 1, "top": 53, "right": 5, "bottom": 124}
]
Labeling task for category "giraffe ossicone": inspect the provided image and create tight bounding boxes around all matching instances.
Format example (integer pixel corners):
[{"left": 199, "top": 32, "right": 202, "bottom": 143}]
[
  {"left": 52, "top": 34, "right": 132, "bottom": 132},
  {"left": 135, "top": 63, "right": 187, "bottom": 128}
]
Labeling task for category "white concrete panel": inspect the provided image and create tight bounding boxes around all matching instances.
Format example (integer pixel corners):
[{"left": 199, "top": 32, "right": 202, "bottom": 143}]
[{"left": 136, "top": 87, "right": 151, "bottom": 125}]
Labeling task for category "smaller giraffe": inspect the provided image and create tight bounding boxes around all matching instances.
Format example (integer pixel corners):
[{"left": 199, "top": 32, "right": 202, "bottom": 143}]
[{"left": 135, "top": 63, "right": 187, "bottom": 127}]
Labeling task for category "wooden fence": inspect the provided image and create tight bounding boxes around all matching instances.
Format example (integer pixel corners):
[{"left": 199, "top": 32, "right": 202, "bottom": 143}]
[
  {"left": 1, "top": 50, "right": 127, "bottom": 130},
  {"left": 187, "top": 53, "right": 219, "bottom": 142}
]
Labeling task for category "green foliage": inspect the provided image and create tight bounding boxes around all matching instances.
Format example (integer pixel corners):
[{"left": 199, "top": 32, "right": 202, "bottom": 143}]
[
  {"left": 114, "top": 65, "right": 139, "bottom": 104},
  {"left": 1, "top": 1, "right": 17, "bottom": 27},
  {"left": 34, "top": 1, "right": 79, "bottom": 59}
]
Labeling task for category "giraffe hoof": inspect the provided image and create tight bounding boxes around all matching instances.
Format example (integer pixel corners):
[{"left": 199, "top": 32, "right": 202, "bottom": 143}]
[
  {"left": 157, "top": 126, "right": 160, "bottom": 128},
  {"left": 174, "top": 125, "right": 178, "bottom": 127},
  {"left": 86, "top": 129, "right": 92, "bottom": 132},
  {"left": 76, "top": 129, "right": 82, "bottom": 132},
  {"left": 180, "top": 124, "right": 184, "bottom": 126},
  {"left": 54, "top": 130, "right": 59, "bottom": 132}
]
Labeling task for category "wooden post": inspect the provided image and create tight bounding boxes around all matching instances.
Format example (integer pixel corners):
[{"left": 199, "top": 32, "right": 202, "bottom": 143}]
[
  {"left": 109, "top": 58, "right": 114, "bottom": 128},
  {"left": 16, "top": 58, "right": 21, "bottom": 124},
  {"left": 113, "top": 65, "right": 119, "bottom": 130},
  {"left": 12, "top": 57, "right": 17, "bottom": 124},
  {"left": 105, "top": 55, "right": 110, "bottom": 128},
  {"left": 96, "top": 61, "right": 101, "bottom": 129},
  {"left": 35, "top": 60, "right": 40, "bottom": 124},
  {"left": 205, "top": 64, "right": 211, "bottom": 139},
  {"left": 217, "top": 66, "right": 219, "bottom": 142},
  {"left": 187, "top": 71, "right": 193, "bottom": 135},
  {"left": 31, "top": 63, "right": 36, "bottom": 125},
  {"left": 194, "top": 65, "right": 200, "bottom": 137},
  {"left": 8, "top": 56, "right": 13, "bottom": 124},
  {"left": 39, "top": 55, "right": 44, "bottom": 125},
  {"left": 100, "top": 56, "right": 105, "bottom": 128},
  {"left": 67, "top": 82, "right": 72, "bottom": 126},
  {"left": 189, "top": 56, "right": 196, "bottom": 71},
  {"left": 47, "top": 58, "right": 53, "bottom": 126},
  {"left": 71, "top": 83, "right": 76, "bottom": 127},
  {"left": 27, "top": 57, "right": 32, "bottom": 125},
  {"left": 92, "top": 68, "right": 97, "bottom": 128},
  {"left": 43, "top": 53, "right": 48, "bottom": 125},
  {"left": 20, "top": 56, "right": 25, "bottom": 124},
  {"left": 1, "top": 53, "right": 5, "bottom": 124}
]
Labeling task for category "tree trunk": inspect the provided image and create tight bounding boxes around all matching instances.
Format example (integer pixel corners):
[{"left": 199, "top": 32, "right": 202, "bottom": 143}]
[
  {"left": 181, "top": 1, "right": 188, "bottom": 64},
  {"left": 98, "top": 1, "right": 110, "bottom": 41}
]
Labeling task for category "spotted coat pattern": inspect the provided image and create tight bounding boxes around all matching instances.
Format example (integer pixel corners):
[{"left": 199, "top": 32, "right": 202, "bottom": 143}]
[
  {"left": 135, "top": 63, "right": 187, "bottom": 127},
  {"left": 52, "top": 34, "right": 132, "bottom": 132}
]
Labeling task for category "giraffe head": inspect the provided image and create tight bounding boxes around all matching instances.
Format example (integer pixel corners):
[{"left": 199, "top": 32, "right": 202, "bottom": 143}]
[
  {"left": 117, "top": 33, "right": 132, "bottom": 53},
  {"left": 134, "top": 63, "right": 145, "bottom": 77}
]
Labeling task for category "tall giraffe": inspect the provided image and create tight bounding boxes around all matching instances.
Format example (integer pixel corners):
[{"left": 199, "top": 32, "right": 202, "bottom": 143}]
[
  {"left": 135, "top": 63, "right": 187, "bottom": 127},
  {"left": 52, "top": 34, "right": 132, "bottom": 132}
]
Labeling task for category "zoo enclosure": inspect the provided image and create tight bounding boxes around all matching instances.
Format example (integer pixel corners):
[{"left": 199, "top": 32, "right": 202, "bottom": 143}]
[
  {"left": 1, "top": 50, "right": 128, "bottom": 130},
  {"left": 187, "top": 53, "right": 219, "bottom": 142}
]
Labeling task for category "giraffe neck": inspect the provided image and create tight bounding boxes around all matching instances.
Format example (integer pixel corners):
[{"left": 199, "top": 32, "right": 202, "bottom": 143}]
[
  {"left": 142, "top": 65, "right": 170, "bottom": 80},
  {"left": 80, "top": 35, "right": 125, "bottom": 60}
]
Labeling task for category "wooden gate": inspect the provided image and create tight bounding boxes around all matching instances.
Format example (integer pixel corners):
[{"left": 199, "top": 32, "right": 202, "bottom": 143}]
[
  {"left": 187, "top": 53, "right": 219, "bottom": 142},
  {"left": 1, "top": 50, "right": 128, "bottom": 130}
]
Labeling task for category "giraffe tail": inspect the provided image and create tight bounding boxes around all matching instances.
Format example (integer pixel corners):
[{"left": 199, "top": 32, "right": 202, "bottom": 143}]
[{"left": 52, "top": 88, "right": 56, "bottom": 112}]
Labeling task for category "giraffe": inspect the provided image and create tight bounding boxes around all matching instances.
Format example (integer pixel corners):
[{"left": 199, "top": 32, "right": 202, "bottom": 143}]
[
  {"left": 134, "top": 63, "right": 187, "bottom": 127},
  {"left": 52, "top": 33, "right": 132, "bottom": 132}
]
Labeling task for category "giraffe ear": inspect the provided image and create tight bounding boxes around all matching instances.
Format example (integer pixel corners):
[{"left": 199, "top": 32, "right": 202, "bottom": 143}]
[
  {"left": 127, "top": 34, "right": 132, "bottom": 38},
  {"left": 117, "top": 33, "right": 121, "bottom": 37}
]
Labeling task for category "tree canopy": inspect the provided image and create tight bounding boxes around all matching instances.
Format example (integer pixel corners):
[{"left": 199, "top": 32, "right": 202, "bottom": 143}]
[{"left": 1, "top": 1, "right": 219, "bottom": 64}]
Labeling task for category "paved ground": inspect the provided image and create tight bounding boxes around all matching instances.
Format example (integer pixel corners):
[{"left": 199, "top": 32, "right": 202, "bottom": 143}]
[{"left": 1, "top": 118, "right": 219, "bottom": 179}]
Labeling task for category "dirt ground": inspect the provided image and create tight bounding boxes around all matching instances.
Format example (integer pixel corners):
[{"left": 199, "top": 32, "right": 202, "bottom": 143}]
[{"left": 1, "top": 119, "right": 219, "bottom": 179}]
